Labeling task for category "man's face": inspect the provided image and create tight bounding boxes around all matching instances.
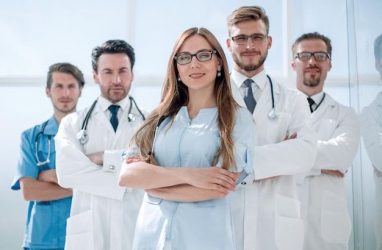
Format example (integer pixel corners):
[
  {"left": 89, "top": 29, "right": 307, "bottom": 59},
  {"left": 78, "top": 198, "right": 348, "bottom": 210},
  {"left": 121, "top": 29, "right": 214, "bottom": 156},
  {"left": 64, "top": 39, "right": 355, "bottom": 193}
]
[
  {"left": 46, "top": 72, "right": 82, "bottom": 115},
  {"left": 227, "top": 20, "right": 272, "bottom": 76},
  {"left": 93, "top": 53, "right": 133, "bottom": 103},
  {"left": 292, "top": 39, "right": 332, "bottom": 93}
]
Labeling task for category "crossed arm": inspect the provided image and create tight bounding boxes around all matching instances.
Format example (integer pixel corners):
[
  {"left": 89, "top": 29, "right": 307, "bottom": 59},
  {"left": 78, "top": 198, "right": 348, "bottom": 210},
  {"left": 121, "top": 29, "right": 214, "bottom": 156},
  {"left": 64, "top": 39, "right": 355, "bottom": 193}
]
[
  {"left": 20, "top": 169, "right": 72, "bottom": 201},
  {"left": 119, "top": 159, "right": 239, "bottom": 202}
]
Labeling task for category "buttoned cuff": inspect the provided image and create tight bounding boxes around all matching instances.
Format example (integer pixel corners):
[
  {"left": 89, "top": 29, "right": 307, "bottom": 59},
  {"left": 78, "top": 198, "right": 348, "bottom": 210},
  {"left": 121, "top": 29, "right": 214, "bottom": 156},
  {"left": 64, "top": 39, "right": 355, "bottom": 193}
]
[{"left": 102, "top": 149, "right": 124, "bottom": 173}]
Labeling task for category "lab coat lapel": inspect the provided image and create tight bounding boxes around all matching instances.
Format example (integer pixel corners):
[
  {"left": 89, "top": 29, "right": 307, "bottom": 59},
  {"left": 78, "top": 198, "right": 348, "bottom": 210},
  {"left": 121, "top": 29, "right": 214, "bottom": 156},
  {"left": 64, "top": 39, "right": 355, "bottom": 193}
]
[{"left": 253, "top": 80, "right": 280, "bottom": 122}]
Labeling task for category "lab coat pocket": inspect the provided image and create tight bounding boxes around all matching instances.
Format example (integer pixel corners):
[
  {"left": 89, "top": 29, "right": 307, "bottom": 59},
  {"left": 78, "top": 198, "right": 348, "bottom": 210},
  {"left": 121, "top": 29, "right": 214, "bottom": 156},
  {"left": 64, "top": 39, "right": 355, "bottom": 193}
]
[
  {"left": 275, "top": 195, "right": 303, "bottom": 250},
  {"left": 321, "top": 191, "right": 351, "bottom": 244},
  {"left": 65, "top": 210, "right": 94, "bottom": 249}
]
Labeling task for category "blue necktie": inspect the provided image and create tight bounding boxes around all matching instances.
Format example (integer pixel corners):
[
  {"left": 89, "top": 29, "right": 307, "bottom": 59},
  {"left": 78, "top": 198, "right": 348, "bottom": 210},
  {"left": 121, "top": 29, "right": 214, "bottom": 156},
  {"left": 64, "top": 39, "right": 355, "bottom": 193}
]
[
  {"left": 108, "top": 105, "right": 120, "bottom": 132},
  {"left": 243, "top": 79, "right": 256, "bottom": 114}
]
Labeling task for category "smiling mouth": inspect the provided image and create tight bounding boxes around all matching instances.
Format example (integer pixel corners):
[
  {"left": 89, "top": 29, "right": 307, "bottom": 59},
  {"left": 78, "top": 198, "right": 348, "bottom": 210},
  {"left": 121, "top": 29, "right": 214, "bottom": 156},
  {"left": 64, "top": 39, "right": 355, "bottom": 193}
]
[{"left": 189, "top": 73, "right": 205, "bottom": 79}]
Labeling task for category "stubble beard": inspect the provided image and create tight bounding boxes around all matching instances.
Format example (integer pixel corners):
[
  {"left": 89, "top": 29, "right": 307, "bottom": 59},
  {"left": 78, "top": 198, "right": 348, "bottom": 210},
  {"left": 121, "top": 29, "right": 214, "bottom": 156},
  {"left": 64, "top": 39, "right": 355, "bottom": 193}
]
[{"left": 233, "top": 50, "right": 268, "bottom": 72}]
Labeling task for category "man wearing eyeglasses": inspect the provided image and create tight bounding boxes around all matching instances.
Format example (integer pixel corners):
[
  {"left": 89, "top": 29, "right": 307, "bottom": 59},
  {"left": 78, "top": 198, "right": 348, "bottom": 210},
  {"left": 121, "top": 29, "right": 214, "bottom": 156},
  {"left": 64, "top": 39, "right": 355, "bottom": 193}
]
[
  {"left": 292, "top": 32, "right": 360, "bottom": 250},
  {"left": 11, "top": 63, "right": 84, "bottom": 250},
  {"left": 226, "top": 6, "right": 317, "bottom": 250}
]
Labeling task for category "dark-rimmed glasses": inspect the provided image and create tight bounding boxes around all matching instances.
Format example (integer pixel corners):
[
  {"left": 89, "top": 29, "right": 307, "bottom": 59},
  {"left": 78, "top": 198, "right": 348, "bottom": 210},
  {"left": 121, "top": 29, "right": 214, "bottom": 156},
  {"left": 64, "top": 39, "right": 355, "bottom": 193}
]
[
  {"left": 231, "top": 33, "right": 267, "bottom": 45},
  {"left": 295, "top": 51, "right": 331, "bottom": 62},
  {"left": 174, "top": 50, "right": 217, "bottom": 65}
]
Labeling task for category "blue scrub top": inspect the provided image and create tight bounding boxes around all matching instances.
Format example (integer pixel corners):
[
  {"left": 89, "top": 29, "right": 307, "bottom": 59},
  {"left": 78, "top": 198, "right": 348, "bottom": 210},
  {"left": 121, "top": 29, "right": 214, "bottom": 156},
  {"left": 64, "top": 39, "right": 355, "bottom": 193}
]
[
  {"left": 11, "top": 116, "right": 71, "bottom": 249},
  {"left": 132, "top": 106, "right": 254, "bottom": 250}
]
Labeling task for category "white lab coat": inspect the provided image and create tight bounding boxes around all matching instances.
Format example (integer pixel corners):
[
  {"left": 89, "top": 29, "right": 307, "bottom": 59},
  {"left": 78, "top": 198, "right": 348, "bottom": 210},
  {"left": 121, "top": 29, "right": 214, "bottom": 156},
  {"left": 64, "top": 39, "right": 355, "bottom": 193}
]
[
  {"left": 230, "top": 70, "right": 317, "bottom": 250},
  {"left": 56, "top": 96, "right": 144, "bottom": 250},
  {"left": 298, "top": 93, "right": 360, "bottom": 250},
  {"left": 361, "top": 91, "right": 382, "bottom": 250}
]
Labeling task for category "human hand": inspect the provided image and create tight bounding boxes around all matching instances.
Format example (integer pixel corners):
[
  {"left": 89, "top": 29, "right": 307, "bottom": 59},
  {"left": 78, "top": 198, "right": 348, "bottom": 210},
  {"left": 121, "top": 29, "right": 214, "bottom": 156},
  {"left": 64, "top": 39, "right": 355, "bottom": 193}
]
[
  {"left": 321, "top": 169, "right": 345, "bottom": 177},
  {"left": 283, "top": 132, "right": 297, "bottom": 141},
  {"left": 38, "top": 169, "right": 58, "bottom": 184},
  {"left": 86, "top": 152, "right": 104, "bottom": 166},
  {"left": 126, "top": 156, "right": 144, "bottom": 164},
  {"left": 185, "top": 167, "right": 239, "bottom": 192}
]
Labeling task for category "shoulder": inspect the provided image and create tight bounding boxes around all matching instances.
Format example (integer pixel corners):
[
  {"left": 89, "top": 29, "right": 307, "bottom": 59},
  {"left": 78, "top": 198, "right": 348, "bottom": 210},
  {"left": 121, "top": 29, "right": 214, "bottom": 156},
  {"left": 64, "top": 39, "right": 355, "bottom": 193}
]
[{"left": 20, "top": 120, "right": 47, "bottom": 141}]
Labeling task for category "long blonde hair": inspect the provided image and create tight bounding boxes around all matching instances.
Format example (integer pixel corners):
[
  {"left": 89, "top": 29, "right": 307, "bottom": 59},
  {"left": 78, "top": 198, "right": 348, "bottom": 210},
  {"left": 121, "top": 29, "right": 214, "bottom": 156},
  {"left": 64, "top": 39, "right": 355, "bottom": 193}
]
[{"left": 132, "top": 27, "right": 238, "bottom": 170}]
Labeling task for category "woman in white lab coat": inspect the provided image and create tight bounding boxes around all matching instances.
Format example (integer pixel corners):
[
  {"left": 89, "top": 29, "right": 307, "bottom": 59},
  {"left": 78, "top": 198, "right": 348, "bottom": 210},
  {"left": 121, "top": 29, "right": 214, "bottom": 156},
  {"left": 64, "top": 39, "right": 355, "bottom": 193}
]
[{"left": 119, "top": 27, "right": 255, "bottom": 250}]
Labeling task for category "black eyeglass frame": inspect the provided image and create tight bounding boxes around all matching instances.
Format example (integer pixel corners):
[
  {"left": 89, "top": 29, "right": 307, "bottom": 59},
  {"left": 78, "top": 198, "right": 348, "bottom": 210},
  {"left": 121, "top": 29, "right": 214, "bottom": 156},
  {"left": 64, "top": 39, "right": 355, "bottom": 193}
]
[
  {"left": 294, "top": 51, "right": 331, "bottom": 62},
  {"left": 174, "top": 49, "right": 217, "bottom": 65}
]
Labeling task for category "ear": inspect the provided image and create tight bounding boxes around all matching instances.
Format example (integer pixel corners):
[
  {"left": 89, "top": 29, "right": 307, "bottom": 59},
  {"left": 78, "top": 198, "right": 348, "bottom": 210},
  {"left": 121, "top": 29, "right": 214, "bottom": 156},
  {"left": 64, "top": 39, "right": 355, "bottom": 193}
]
[
  {"left": 93, "top": 71, "right": 100, "bottom": 84},
  {"left": 226, "top": 38, "right": 233, "bottom": 52},
  {"left": 46, "top": 87, "right": 51, "bottom": 97},
  {"left": 291, "top": 59, "right": 296, "bottom": 71},
  {"left": 267, "top": 36, "right": 273, "bottom": 49}
]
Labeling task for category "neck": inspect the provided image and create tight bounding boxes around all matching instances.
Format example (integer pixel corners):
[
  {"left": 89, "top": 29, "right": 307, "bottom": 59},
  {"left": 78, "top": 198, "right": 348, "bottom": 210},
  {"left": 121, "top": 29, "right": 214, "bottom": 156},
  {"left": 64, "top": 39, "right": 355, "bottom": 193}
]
[
  {"left": 187, "top": 87, "right": 216, "bottom": 119},
  {"left": 298, "top": 83, "right": 323, "bottom": 97},
  {"left": 54, "top": 110, "right": 73, "bottom": 124},
  {"left": 234, "top": 64, "right": 264, "bottom": 78}
]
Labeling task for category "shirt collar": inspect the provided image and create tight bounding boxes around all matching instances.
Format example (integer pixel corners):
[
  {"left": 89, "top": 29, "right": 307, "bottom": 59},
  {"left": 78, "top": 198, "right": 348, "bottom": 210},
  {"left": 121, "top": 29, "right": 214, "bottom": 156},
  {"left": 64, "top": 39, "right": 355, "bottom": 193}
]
[
  {"left": 97, "top": 95, "right": 131, "bottom": 112},
  {"left": 43, "top": 116, "right": 59, "bottom": 135},
  {"left": 232, "top": 68, "right": 267, "bottom": 90},
  {"left": 308, "top": 91, "right": 325, "bottom": 104}
]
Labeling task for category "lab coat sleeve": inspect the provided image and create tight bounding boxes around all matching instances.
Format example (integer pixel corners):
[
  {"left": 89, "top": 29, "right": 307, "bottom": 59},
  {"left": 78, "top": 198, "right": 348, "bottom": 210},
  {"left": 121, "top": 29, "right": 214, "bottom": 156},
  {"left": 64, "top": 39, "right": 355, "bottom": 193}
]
[
  {"left": 11, "top": 130, "right": 39, "bottom": 190},
  {"left": 314, "top": 107, "right": 360, "bottom": 172},
  {"left": 361, "top": 106, "right": 382, "bottom": 172},
  {"left": 232, "top": 108, "right": 256, "bottom": 184},
  {"left": 253, "top": 93, "right": 317, "bottom": 180},
  {"left": 56, "top": 114, "right": 126, "bottom": 200}
]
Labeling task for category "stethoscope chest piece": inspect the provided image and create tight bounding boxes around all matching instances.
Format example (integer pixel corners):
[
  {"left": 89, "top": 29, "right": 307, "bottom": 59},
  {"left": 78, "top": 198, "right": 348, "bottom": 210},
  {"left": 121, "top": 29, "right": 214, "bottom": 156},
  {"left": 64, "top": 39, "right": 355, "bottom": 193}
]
[
  {"left": 77, "top": 129, "right": 89, "bottom": 145},
  {"left": 268, "top": 108, "right": 278, "bottom": 120}
]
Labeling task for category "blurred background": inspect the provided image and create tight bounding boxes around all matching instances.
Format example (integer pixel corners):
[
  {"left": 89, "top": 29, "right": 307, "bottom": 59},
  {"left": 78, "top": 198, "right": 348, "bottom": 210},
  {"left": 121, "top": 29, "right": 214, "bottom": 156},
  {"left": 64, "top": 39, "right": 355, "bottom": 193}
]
[{"left": 0, "top": 0, "right": 380, "bottom": 249}]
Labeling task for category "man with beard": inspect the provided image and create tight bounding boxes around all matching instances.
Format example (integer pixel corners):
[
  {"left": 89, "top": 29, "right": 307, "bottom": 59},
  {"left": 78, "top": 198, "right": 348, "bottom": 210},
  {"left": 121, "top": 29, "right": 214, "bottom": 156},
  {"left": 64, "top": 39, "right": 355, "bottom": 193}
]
[
  {"left": 55, "top": 40, "right": 145, "bottom": 250},
  {"left": 226, "top": 6, "right": 317, "bottom": 250},
  {"left": 11, "top": 63, "right": 84, "bottom": 250},
  {"left": 292, "top": 32, "right": 360, "bottom": 250}
]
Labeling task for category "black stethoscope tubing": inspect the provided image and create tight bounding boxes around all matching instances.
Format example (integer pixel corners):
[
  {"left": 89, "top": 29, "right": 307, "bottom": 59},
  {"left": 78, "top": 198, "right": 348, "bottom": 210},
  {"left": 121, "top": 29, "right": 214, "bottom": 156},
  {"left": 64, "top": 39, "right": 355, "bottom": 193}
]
[{"left": 80, "top": 96, "right": 145, "bottom": 131}]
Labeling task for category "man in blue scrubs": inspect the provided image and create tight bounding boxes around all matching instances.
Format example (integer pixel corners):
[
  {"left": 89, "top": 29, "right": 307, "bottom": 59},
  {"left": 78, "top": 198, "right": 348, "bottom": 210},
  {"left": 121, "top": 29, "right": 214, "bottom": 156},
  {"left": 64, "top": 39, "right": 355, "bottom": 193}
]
[{"left": 11, "top": 63, "right": 84, "bottom": 250}]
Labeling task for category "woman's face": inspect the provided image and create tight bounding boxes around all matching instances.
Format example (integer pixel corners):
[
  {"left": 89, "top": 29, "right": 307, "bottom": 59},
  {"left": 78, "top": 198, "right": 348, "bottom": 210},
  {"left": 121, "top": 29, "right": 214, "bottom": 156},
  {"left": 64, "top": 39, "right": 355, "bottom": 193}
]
[{"left": 176, "top": 35, "right": 221, "bottom": 94}]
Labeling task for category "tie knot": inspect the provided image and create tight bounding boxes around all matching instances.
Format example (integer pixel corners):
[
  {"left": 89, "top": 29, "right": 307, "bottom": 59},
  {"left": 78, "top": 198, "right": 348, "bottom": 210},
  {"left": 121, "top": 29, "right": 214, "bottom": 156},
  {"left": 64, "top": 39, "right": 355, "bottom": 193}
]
[
  {"left": 243, "top": 79, "right": 254, "bottom": 88},
  {"left": 307, "top": 97, "right": 315, "bottom": 106},
  {"left": 108, "top": 105, "right": 120, "bottom": 115}
]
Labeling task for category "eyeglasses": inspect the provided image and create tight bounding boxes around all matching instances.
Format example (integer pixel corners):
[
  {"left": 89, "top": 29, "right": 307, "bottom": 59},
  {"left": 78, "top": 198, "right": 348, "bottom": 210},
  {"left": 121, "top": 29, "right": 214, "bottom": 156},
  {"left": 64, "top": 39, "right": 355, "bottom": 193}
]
[
  {"left": 231, "top": 33, "right": 267, "bottom": 45},
  {"left": 174, "top": 50, "right": 217, "bottom": 65},
  {"left": 295, "top": 51, "right": 331, "bottom": 62}
]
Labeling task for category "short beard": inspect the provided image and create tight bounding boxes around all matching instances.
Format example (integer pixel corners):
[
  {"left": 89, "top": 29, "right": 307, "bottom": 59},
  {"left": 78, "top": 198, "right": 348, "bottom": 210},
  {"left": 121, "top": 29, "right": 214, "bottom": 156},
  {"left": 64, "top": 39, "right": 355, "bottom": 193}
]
[
  {"left": 303, "top": 78, "right": 320, "bottom": 87},
  {"left": 233, "top": 50, "right": 268, "bottom": 72}
]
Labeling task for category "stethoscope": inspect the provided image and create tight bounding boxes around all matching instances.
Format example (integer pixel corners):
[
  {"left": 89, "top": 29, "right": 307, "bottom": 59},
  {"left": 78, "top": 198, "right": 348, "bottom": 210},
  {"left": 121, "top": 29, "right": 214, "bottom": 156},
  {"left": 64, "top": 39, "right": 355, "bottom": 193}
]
[
  {"left": 77, "top": 96, "right": 145, "bottom": 145},
  {"left": 34, "top": 120, "right": 52, "bottom": 167},
  {"left": 266, "top": 74, "right": 278, "bottom": 120}
]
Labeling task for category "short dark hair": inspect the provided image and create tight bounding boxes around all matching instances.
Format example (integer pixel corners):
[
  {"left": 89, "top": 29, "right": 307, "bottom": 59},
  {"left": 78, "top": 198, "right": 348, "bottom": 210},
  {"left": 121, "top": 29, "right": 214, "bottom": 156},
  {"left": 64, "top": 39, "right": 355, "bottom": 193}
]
[
  {"left": 227, "top": 6, "right": 270, "bottom": 35},
  {"left": 91, "top": 39, "right": 135, "bottom": 72},
  {"left": 374, "top": 34, "right": 382, "bottom": 60},
  {"left": 46, "top": 62, "right": 85, "bottom": 89},
  {"left": 292, "top": 32, "right": 332, "bottom": 57}
]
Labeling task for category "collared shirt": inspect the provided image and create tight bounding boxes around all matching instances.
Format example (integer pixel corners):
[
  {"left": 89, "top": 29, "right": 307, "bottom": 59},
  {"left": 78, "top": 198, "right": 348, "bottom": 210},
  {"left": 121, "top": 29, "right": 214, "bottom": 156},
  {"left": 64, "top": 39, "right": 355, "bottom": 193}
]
[
  {"left": 231, "top": 68, "right": 268, "bottom": 102},
  {"left": 11, "top": 116, "right": 72, "bottom": 249},
  {"left": 307, "top": 91, "right": 325, "bottom": 112},
  {"left": 97, "top": 95, "right": 131, "bottom": 121}
]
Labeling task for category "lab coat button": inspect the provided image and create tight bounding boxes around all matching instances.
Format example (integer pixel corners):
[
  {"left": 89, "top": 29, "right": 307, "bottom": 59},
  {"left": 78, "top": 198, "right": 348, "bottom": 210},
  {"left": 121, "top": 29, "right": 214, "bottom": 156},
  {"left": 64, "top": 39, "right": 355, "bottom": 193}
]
[
  {"left": 109, "top": 165, "right": 115, "bottom": 170},
  {"left": 241, "top": 181, "right": 247, "bottom": 185}
]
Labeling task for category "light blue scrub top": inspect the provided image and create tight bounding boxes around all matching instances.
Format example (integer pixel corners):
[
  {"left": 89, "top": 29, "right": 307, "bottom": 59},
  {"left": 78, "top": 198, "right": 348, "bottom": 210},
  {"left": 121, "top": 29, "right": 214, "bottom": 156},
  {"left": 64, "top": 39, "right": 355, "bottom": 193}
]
[
  {"left": 11, "top": 116, "right": 72, "bottom": 250},
  {"left": 132, "top": 106, "right": 254, "bottom": 250}
]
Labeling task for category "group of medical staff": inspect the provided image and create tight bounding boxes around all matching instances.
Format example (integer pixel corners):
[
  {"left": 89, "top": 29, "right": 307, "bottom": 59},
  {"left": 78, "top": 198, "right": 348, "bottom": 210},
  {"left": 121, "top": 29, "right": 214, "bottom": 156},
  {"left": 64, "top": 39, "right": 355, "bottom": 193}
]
[{"left": 11, "top": 5, "right": 366, "bottom": 250}]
